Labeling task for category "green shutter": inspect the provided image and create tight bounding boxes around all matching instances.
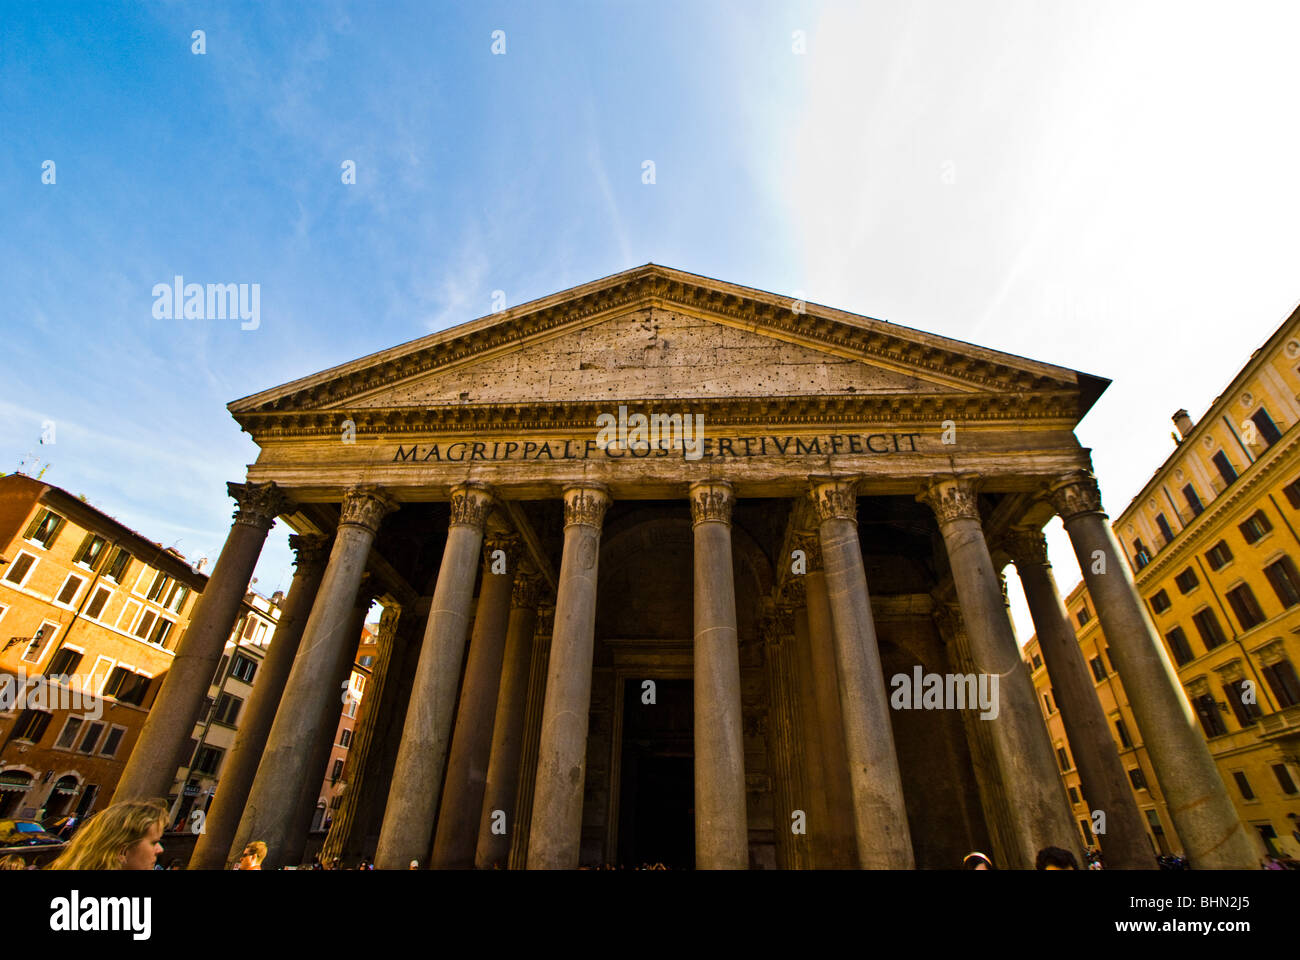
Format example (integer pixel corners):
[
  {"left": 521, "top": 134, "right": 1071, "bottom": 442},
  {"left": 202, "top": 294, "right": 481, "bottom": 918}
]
[
  {"left": 73, "top": 532, "right": 93, "bottom": 565},
  {"left": 44, "top": 515, "right": 66, "bottom": 549},
  {"left": 22, "top": 510, "right": 46, "bottom": 540}
]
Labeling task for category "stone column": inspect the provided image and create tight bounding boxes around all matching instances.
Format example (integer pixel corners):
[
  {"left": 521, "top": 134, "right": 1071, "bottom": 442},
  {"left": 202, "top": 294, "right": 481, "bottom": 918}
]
[
  {"left": 527, "top": 484, "right": 611, "bottom": 870},
  {"left": 231, "top": 487, "right": 394, "bottom": 869},
  {"left": 509, "top": 606, "right": 554, "bottom": 869},
  {"left": 114, "top": 481, "right": 292, "bottom": 803},
  {"left": 795, "top": 530, "right": 858, "bottom": 868},
  {"left": 762, "top": 605, "right": 809, "bottom": 869},
  {"left": 789, "top": 593, "right": 834, "bottom": 868},
  {"left": 189, "top": 533, "right": 331, "bottom": 869},
  {"left": 375, "top": 482, "right": 496, "bottom": 869},
  {"left": 320, "top": 603, "right": 403, "bottom": 865},
  {"left": 919, "top": 475, "right": 1079, "bottom": 869},
  {"left": 1047, "top": 469, "right": 1256, "bottom": 868},
  {"left": 688, "top": 480, "right": 748, "bottom": 869},
  {"left": 476, "top": 571, "right": 544, "bottom": 868},
  {"left": 810, "top": 477, "right": 914, "bottom": 869},
  {"left": 1004, "top": 527, "right": 1155, "bottom": 870},
  {"left": 431, "top": 535, "right": 522, "bottom": 868},
  {"left": 282, "top": 576, "right": 380, "bottom": 867}
]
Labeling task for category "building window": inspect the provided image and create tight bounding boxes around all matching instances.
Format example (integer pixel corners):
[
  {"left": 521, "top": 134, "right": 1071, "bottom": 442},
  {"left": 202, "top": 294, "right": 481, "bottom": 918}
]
[
  {"left": 1165, "top": 627, "right": 1195, "bottom": 666},
  {"left": 1056, "top": 746, "right": 1071, "bottom": 772},
  {"left": 1076, "top": 605, "right": 1091, "bottom": 626},
  {"left": 340, "top": 728, "right": 352, "bottom": 748},
  {"left": 1174, "top": 567, "right": 1199, "bottom": 594},
  {"left": 1224, "top": 679, "right": 1263, "bottom": 727},
  {"left": 1273, "top": 764, "right": 1298, "bottom": 795},
  {"left": 3, "top": 552, "right": 36, "bottom": 586},
  {"left": 103, "top": 547, "right": 132, "bottom": 583},
  {"left": 1250, "top": 407, "right": 1283, "bottom": 448},
  {"left": 359, "top": 655, "right": 375, "bottom": 668},
  {"left": 213, "top": 654, "right": 230, "bottom": 685},
  {"left": 1155, "top": 513, "right": 1175, "bottom": 546},
  {"left": 1133, "top": 539, "right": 1152, "bottom": 569},
  {"left": 343, "top": 698, "right": 358, "bottom": 719},
  {"left": 1213, "top": 451, "right": 1239, "bottom": 487},
  {"left": 1191, "top": 609, "right": 1227, "bottom": 651},
  {"left": 23, "top": 509, "right": 66, "bottom": 549},
  {"left": 213, "top": 693, "right": 243, "bottom": 726},
  {"left": 54, "top": 716, "right": 85, "bottom": 750},
  {"left": 1261, "top": 659, "right": 1300, "bottom": 708},
  {"left": 54, "top": 574, "right": 85, "bottom": 607},
  {"left": 115, "top": 599, "right": 141, "bottom": 632},
  {"left": 1068, "top": 786, "right": 1080, "bottom": 804},
  {"left": 1225, "top": 583, "right": 1267, "bottom": 630},
  {"left": 11, "top": 709, "right": 52, "bottom": 743},
  {"left": 46, "top": 648, "right": 82, "bottom": 676},
  {"left": 1150, "top": 590, "right": 1172, "bottom": 614},
  {"left": 72, "top": 534, "right": 108, "bottom": 571},
  {"left": 330, "top": 759, "right": 345, "bottom": 782},
  {"left": 103, "top": 667, "right": 152, "bottom": 706},
  {"left": 1090, "top": 656, "right": 1107, "bottom": 682},
  {"left": 1115, "top": 718, "right": 1132, "bottom": 749},
  {"left": 1206, "top": 540, "right": 1234, "bottom": 570},
  {"left": 1043, "top": 692, "right": 1054, "bottom": 715},
  {"left": 163, "top": 581, "right": 190, "bottom": 614},
  {"left": 133, "top": 609, "right": 158, "bottom": 641},
  {"left": 1239, "top": 510, "right": 1274, "bottom": 544},
  {"left": 1232, "top": 771, "right": 1255, "bottom": 800},
  {"left": 1128, "top": 767, "right": 1148, "bottom": 791},
  {"left": 146, "top": 571, "right": 172, "bottom": 603},
  {"left": 1192, "top": 693, "right": 1229, "bottom": 738},
  {"left": 1031, "top": 654, "right": 1043, "bottom": 671},
  {"left": 1183, "top": 483, "right": 1204, "bottom": 516},
  {"left": 150, "top": 617, "right": 175, "bottom": 648},
  {"left": 76, "top": 721, "right": 106, "bottom": 754},
  {"left": 330, "top": 794, "right": 344, "bottom": 810},
  {"left": 1078, "top": 819, "right": 1095, "bottom": 848},
  {"left": 192, "top": 746, "right": 224, "bottom": 776},
  {"left": 1264, "top": 556, "right": 1300, "bottom": 609},
  {"left": 230, "top": 655, "right": 257, "bottom": 684},
  {"left": 84, "top": 585, "right": 112, "bottom": 620},
  {"left": 21, "top": 622, "right": 59, "bottom": 664},
  {"left": 99, "top": 726, "right": 125, "bottom": 758},
  {"left": 1284, "top": 476, "right": 1300, "bottom": 509}
]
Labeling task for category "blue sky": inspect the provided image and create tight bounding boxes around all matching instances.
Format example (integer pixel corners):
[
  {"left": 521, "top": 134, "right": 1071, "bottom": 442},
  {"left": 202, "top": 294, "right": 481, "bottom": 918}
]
[{"left": 3, "top": 1, "right": 1300, "bottom": 637}]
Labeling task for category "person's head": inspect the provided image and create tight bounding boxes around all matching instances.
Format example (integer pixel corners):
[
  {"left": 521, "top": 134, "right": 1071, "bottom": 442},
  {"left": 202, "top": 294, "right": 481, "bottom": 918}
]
[
  {"left": 47, "top": 800, "right": 167, "bottom": 870},
  {"left": 238, "top": 841, "right": 267, "bottom": 869},
  {"left": 1035, "top": 846, "right": 1079, "bottom": 870},
  {"left": 409, "top": 859, "right": 419, "bottom": 870},
  {"left": 962, "top": 851, "right": 994, "bottom": 870},
  {"left": 0, "top": 855, "right": 27, "bottom": 870}
]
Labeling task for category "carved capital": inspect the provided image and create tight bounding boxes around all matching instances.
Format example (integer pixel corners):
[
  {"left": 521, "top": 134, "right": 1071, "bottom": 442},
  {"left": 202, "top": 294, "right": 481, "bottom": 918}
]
[
  {"left": 791, "top": 531, "right": 823, "bottom": 572},
  {"left": 562, "top": 484, "right": 610, "bottom": 528},
  {"left": 1003, "top": 527, "right": 1049, "bottom": 568},
  {"left": 689, "top": 480, "right": 734, "bottom": 525},
  {"left": 288, "top": 533, "right": 332, "bottom": 575},
  {"left": 809, "top": 477, "right": 859, "bottom": 525},
  {"left": 534, "top": 604, "right": 556, "bottom": 637},
  {"left": 1046, "top": 470, "right": 1105, "bottom": 522},
  {"left": 376, "top": 604, "right": 402, "bottom": 648},
  {"left": 511, "top": 571, "right": 545, "bottom": 610},
  {"left": 449, "top": 482, "right": 496, "bottom": 530},
  {"left": 931, "top": 600, "right": 966, "bottom": 644},
  {"left": 483, "top": 534, "right": 524, "bottom": 576},
  {"left": 762, "top": 605, "right": 796, "bottom": 644},
  {"left": 339, "top": 486, "right": 398, "bottom": 534},
  {"left": 919, "top": 475, "right": 981, "bottom": 526},
  {"left": 228, "top": 481, "right": 294, "bottom": 531},
  {"left": 781, "top": 577, "right": 806, "bottom": 607}
]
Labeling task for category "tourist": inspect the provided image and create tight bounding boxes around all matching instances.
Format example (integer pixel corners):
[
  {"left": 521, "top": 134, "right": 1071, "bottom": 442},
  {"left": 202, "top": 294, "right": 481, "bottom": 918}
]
[
  {"left": 0, "top": 855, "right": 26, "bottom": 870},
  {"left": 1035, "top": 846, "right": 1079, "bottom": 870},
  {"left": 46, "top": 799, "right": 168, "bottom": 870},
  {"left": 961, "top": 851, "right": 993, "bottom": 870},
  {"left": 237, "top": 841, "right": 267, "bottom": 870}
]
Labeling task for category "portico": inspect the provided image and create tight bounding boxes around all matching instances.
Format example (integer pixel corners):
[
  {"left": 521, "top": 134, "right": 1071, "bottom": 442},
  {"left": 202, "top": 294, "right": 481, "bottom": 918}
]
[{"left": 123, "top": 265, "right": 1255, "bottom": 869}]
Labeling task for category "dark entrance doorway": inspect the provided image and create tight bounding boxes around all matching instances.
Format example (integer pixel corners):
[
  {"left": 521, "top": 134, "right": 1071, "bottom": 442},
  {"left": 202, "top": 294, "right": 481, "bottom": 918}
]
[{"left": 617, "top": 678, "right": 694, "bottom": 869}]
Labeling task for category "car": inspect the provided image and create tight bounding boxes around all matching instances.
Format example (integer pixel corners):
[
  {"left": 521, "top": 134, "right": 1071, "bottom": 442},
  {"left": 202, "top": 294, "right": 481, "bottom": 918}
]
[{"left": 0, "top": 819, "right": 66, "bottom": 858}]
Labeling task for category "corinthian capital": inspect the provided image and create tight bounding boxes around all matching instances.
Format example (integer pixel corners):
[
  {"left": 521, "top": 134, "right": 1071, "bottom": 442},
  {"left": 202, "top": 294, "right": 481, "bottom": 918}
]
[
  {"left": 918, "top": 475, "right": 981, "bottom": 526},
  {"left": 228, "top": 481, "right": 294, "bottom": 531},
  {"left": 809, "top": 477, "right": 859, "bottom": 524},
  {"left": 1046, "top": 470, "right": 1105, "bottom": 522},
  {"left": 288, "top": 533, "right": 332, "bottom": 575},
  {"left": 483, "top": 534, "right": 524, "bottom": 576},
  {"left": 1002, "top": 527, "right": 1049, "bottom": 568},
  {"left": 791, "top": 531, "right": 823, "bottom": 572},
  {"left": 690, "top": 480, "right": 734, "bottom": 525},
  {"left": 339, "top": 486, "right": 398, "bottom": 534},
  {"left": 512, "top": 571, "right": 545, "bottom": 610},
  {"left": 562, "top": 484, "right": 610, "bottom": 528},
  {"left": 449, "top": 482, "right": 496, "bottom": 530}
]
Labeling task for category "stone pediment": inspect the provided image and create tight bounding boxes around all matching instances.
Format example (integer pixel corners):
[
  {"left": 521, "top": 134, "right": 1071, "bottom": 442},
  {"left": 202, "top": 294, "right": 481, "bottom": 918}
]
[{"left": 229, "top": 264, "right": 1108, "bottom": 436}]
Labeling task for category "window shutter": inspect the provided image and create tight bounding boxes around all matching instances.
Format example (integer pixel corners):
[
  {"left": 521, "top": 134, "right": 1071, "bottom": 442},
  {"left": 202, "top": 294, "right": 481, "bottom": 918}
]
[
  {"left": 22, "top": 511, "right": 46, "bottom": 540},
  {"left": 73, "top": 533, "right": 94, "bottom": 565},
  {"left": 45, "top": 515, "right": 66, "bottom": 549}
]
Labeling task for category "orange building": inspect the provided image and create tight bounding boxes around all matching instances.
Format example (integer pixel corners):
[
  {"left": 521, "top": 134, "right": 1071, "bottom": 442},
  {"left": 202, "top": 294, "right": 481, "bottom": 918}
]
[
  {"left": 0, "top": 474, "right": 206, "bottom": 820},
  {"left": 311, "top": 621, "right": 378, "bottom": 835}
]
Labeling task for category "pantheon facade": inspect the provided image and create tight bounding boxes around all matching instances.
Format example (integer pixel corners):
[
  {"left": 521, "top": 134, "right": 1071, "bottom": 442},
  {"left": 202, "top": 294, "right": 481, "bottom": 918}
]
[{"left": 113, "top": 265, "right": 1255, "bottom": 869}]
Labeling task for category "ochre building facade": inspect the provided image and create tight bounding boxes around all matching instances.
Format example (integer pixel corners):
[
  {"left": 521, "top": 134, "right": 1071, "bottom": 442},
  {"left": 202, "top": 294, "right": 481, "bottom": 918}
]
[{"left": 111, "top": 266, "right": 1260, "bottom": 869}]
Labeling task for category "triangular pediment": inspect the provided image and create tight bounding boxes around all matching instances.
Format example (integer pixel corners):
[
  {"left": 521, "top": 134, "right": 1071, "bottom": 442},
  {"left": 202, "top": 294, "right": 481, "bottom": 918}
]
[{"left": 229, "top": 265, "right": 1107, "bottom": 433}]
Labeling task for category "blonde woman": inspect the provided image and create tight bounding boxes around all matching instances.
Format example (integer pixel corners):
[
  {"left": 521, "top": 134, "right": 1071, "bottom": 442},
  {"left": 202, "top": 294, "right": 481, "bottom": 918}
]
[{"left": 46, "top": 800, "right": 168, "bottom": 871}]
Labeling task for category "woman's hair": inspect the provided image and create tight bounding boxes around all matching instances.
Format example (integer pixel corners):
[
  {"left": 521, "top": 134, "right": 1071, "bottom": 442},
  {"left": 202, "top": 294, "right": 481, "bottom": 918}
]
[
  {"left": 962, "top": 851, "right": 995, "bottom": 870},
  {"left": 0, "top": 855, "right": 27, "bottom": 870},
  {"left": 46, "top": 799, "right": 168, "bottom": 871}
]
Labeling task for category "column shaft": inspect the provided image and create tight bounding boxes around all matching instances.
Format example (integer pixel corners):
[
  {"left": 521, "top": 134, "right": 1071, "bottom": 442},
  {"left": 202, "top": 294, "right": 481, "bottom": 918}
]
[
  {"left": 188, "top": 534, "right": 330, "bottom": 869},
  {"left": 375, "top": 483, "right": 495, "bottom": 869},
  {"left": 1049, "top": 471, "right": 1256, "bottom": 868},
  {"left": 114, "top": 482, "right": 290, "bottom": 803},
  {"left": 527, "top": 484, "right": 610, "bottom": 869},
  {"left": 508, "top": 610, "right": 553, "bottom": 868}
]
